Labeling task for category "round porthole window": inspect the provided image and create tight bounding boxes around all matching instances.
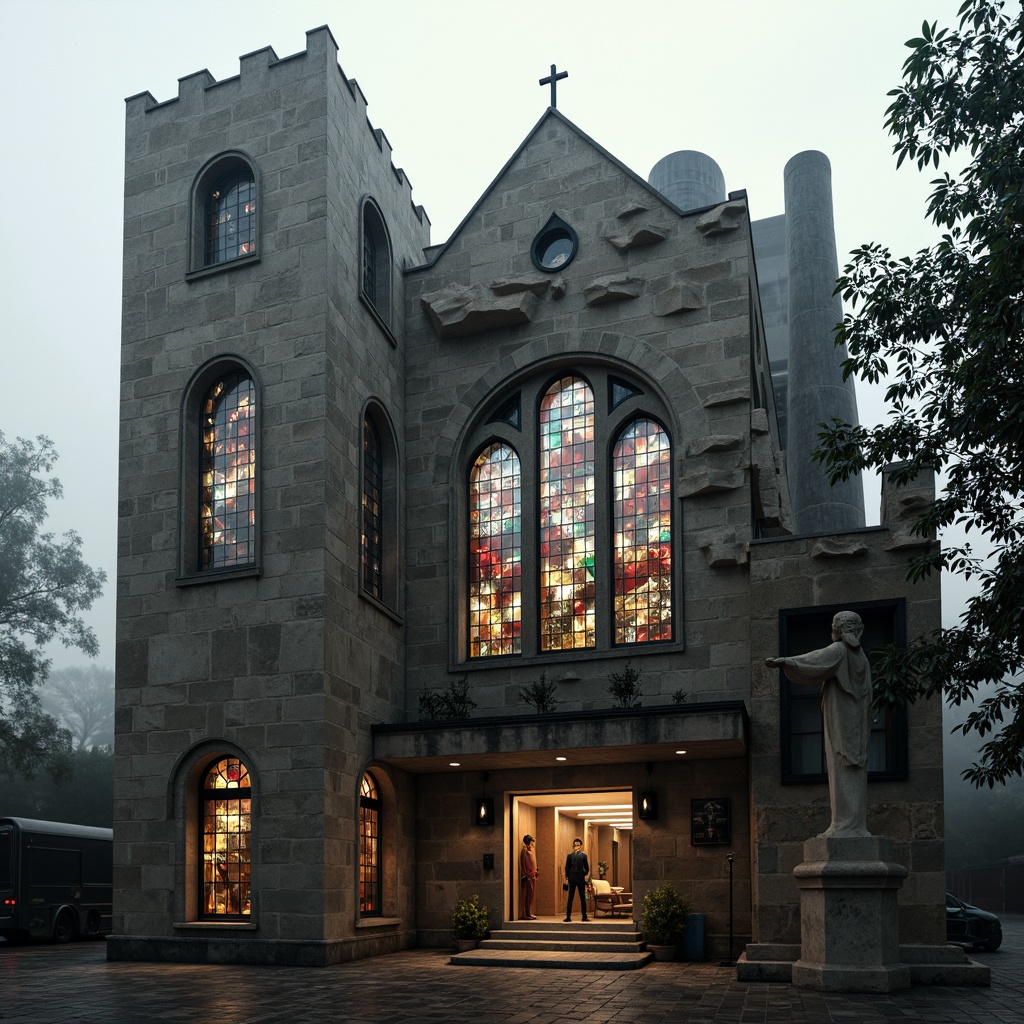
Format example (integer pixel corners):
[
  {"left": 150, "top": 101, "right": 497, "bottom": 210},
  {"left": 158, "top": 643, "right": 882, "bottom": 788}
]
[{"left": 531, "top": 214, "right": 579, "bottom": 273}]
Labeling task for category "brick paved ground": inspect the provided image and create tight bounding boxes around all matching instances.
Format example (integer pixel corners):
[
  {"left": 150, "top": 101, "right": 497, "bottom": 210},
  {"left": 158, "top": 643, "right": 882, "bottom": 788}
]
[{"left": 2, "top": 916, "right": 1021, "bottom": 1024}]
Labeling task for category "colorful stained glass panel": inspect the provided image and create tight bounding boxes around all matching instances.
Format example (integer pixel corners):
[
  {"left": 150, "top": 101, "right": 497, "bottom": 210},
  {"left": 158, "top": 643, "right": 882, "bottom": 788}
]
[
  {"left": 613, "top": 419, "right": 672, "bottom": 643},
  {"left": 469, "top": 443, "right": 522, "bottom": 656},
  {"left": 201, "top": 758, "right": 251, "bottom": 918},
  {"left": 539, "top": 377, "right": 596, "bottom": 650}
]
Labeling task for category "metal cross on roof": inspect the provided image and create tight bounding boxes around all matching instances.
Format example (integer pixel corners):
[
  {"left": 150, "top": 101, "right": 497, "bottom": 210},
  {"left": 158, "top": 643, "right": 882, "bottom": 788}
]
[{"left": 539, "top": 64, "right": 568, "bottom": 108}]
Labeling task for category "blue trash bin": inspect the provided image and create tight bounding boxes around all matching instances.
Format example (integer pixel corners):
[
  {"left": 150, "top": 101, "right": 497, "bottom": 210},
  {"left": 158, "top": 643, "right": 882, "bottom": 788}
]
[{"left": 683, "top": 913, "right": 706, "bottom": 961}]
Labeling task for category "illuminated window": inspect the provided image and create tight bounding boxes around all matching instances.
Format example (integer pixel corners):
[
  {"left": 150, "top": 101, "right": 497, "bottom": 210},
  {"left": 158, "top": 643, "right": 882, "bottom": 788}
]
[
  {"left": 200, "top": 758, "right": 251, "bottom": 919},
  {"left": 362, "top": 418, "right": 383, "bottom": 599},
  {"left": 206, "top": 168, "right": 257, "bottom": 265},
  {"left": 612, "top": 419, "right": 673, "bottom": 643},
  {"left": 200, "top": 372, "right": 256, "bottom": 570},
  {"left": 469, "top": 443, "right": 522, "bottom": 656},
  {"left": 540, "top": 377, "right": 596, "bottom": 651},
  {"left": 359, "top": 772, "right": 381, "bottom": 916},
  {"left": 464, "top": 368, "right": 674, "bottom": 660}
]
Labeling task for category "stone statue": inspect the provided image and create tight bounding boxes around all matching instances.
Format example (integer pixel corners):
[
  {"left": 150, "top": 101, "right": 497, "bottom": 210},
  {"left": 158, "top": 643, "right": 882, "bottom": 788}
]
[{"left": 766, "top": 611, "right": 872, "bottom": 837}]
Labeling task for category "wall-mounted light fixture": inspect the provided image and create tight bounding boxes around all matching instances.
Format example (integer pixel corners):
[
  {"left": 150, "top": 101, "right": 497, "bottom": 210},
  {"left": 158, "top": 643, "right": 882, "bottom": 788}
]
[
  {"left": 638, "top": 791, "right": 658, "bottom": 820},
  {"left": 474, "top": 772, "right": 494, "bottom": 826},
  {"left": 638, "top": 761, "right": 658, "bottom": 820}
]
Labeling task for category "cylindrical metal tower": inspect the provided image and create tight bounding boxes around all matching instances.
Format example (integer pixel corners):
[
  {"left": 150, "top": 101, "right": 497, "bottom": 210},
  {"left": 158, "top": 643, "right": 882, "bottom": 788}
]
[
  {"left": 784, "top": 151, "right": 865, "bottom": 533},
  {"left": 648, "top": 150, "right": 726, "bottom": 212}
]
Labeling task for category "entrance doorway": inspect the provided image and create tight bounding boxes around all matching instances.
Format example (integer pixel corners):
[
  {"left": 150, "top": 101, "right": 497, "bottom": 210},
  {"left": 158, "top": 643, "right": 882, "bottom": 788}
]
[{"left": 510, "top": 790, "right": 633, "bottom": 921}]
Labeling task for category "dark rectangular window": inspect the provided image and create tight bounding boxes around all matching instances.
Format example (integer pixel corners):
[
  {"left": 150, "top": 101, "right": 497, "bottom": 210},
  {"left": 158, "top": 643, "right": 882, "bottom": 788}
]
[
  {"left": 0, "top": 827, "right": 13, "bottom": 887},
  {"left": 778, "top": 599, "right": 908, "bottom": 784}
]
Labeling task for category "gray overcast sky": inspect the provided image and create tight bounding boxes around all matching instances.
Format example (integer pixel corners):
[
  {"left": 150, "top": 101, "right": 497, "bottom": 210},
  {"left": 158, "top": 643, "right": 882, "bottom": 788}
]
[{"left": 0, "top": 0, "right": 966, "bottom": 671}]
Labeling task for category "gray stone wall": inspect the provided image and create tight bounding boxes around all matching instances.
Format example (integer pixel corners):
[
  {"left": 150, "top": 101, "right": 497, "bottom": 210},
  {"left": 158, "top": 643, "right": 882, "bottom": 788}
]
[
  {"left": 403, "top": 113, "right": 762, "bottom": 718},
  {"left": 748, "top": 473, "right": 944, "bottom": 946},
  {"left": 115, "top": 27, "right": 428, "bottom": 961}
]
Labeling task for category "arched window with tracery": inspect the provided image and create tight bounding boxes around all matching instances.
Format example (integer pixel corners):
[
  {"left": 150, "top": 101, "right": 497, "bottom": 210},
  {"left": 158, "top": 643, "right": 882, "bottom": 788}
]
[
  {"left": 359, "top": 772, "right": 381, "bottom": 916},
  {"left": 206, "top": 168, "right": 257, "bottom": 265},
  {"left": 200, "top": 372, "right": 256, "bottom": 570},
  {"left": 201, "top": 757, "right": 251, "bottom": 918},
  {"left": 469, "top": 443, "right": 522, "bottom": 657},
  {"left": 539, "top": 376, "right": 596, "bottom": 651},
  {"left": 612, "top": 419, "right": 673, "bottom": 643}
]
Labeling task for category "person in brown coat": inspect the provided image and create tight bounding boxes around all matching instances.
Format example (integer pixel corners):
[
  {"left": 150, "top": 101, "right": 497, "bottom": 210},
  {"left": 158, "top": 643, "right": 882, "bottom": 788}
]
[{"left": 519, "top": 835, "right": 538, "bottom": 919}]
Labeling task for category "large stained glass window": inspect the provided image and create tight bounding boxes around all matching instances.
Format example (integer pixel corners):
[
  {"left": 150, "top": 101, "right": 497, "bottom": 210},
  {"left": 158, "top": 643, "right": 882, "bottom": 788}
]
[
  {"left": 201, "top": 758, "right": 251, "bottom": 918},
  {"left": 359, "top": 772, "right": 381, "bottom": 916},
  {"left": 469, "top": 443, "right": 522, "bottom": 656},
  {"left": 612, "top": 419, "right": 673, "bottom": 643},
  {"left": 206, "top": 169, "right": 257, "bottom": 265},
  {"left": 200, "top": 373, "right": 256, "bottom": 570},
  {"left": 539, "top": 377, "right": 596, "bottom": 651},
  {"left": 362, "top": 418, "right": 383, "bottom": 600}
]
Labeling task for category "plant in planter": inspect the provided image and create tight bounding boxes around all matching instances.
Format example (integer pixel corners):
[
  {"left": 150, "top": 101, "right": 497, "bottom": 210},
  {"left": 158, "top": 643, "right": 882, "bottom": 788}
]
[
  {"left": 641, "top": 883, "right": 691, "bottom": 961},
  {"left": 451, "top": 894, "right": 490, "bottom": 950}
]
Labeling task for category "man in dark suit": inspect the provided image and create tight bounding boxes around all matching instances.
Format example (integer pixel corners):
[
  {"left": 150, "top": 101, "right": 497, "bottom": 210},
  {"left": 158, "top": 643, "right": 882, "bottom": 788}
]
[{"left": 563, "top": 837, "right": 590, "bottom": 922}]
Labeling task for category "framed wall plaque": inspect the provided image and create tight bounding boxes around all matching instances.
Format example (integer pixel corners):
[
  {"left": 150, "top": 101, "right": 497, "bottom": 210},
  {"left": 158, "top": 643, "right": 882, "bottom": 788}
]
[{"left": 691, "top": 797, "right": 731, "bottom": 846}]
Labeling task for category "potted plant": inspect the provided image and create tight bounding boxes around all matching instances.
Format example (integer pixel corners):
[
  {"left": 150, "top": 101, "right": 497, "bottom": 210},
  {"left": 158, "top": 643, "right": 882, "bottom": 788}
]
[
  {"left": 641, "top": 883, "right": 691, "bottom": 961},
  {"left": 597, "top": 861, "right": 608, "bottom": 878},
  {"left": 451, "top": 894, "right": 490, "bottom": 951}
]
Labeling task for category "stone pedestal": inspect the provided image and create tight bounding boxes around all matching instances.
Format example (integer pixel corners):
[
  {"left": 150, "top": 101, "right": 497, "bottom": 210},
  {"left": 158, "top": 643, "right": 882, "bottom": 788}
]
[{"left": 791, "top": 835, "right": 910, "bottom": 993}]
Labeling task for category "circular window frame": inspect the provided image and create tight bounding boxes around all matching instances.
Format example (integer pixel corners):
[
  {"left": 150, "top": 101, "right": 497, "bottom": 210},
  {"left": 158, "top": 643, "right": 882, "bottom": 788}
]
[{"left": 531, "top": 215, "right": 579, "bottom": 273}]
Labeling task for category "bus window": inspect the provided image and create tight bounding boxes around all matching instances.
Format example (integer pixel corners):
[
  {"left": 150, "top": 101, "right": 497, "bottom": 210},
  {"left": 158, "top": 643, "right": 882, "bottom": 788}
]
[
  {"left": 0, "top": 827, "right": 12, "bottom": 887},
  {"left": 29, "top": 848, "right": 81, "bottom": 887}
]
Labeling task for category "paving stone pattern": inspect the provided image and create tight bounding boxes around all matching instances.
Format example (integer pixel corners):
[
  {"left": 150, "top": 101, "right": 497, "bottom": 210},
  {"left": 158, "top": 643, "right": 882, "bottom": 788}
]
[{"left": 1, "top": 916, "right": 1021, "bottom": 1024}]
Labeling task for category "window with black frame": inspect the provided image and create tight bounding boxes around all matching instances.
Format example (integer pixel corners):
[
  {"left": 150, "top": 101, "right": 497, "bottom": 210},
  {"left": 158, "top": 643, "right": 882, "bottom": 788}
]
[{"left": 778, "top": 599, "right": 908, "bottom": 784}]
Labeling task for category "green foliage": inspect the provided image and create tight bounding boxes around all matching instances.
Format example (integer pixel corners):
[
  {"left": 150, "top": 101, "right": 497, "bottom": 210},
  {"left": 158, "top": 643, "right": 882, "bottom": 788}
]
[
  {"left": 0, "top": 745, "right": 113, "bottom": 827},
  {"left": 0, "top": 433, "right": 106, "bottom": 780},
  {"left": 40, "top": 665, "right": 114, "bottom": 750},
  {"left": 815, "top": 0, "right": 1024, "bottom": 785},
  {"left": 641, "top": 883, "right": 691, "bottom": 945},
  {"left": 450, "top": 894, "right": 490, "bottom": 940},
  {"left": 519, "top": 672, "right": 558, "bottom": 714},
  {"left": 418, "top": 675, "right": 477, "bottom": 720},
  {"left": 608, "top": 661, "right": 643, "bottom": 708},
  {"left": 671, "top": 688, "right": 688, "bottom": 704}
]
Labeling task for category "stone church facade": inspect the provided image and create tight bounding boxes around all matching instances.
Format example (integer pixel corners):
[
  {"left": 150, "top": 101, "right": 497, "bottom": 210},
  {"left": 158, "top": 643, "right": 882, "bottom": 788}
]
[{"left": 111, "top": 28, "right": 945, "bottom": 966}]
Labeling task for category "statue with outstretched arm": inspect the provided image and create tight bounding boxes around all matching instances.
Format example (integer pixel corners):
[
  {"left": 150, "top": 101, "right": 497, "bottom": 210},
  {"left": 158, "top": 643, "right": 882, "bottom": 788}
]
[{"left": 766, "top": 611, "right": 873, "bottom": 837}]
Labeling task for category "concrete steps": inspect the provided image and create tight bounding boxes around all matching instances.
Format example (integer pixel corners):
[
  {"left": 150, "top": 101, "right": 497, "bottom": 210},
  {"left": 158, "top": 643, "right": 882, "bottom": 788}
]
[{"left": 451, "top": 919, "right": 652, "bottom": 970}]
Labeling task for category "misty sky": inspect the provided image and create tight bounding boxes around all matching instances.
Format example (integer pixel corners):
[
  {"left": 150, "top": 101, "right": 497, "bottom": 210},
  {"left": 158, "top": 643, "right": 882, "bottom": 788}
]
[{"left": 0, "top": 0, "right": 967, "bottom": 673}]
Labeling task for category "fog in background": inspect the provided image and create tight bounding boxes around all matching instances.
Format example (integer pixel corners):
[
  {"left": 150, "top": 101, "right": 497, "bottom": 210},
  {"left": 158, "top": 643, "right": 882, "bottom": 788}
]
[{"left": 3, "top": 0, "right": 1016, "bottom": 845}]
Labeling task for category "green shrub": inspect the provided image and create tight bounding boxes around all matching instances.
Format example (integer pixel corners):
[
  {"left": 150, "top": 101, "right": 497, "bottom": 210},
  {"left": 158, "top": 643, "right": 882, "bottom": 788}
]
[
  {"left": 451, "top": 894, "right": 490, "bottom": 940},
  {"left": 641, "top": 883, "right": 691, "bottom": 945}
]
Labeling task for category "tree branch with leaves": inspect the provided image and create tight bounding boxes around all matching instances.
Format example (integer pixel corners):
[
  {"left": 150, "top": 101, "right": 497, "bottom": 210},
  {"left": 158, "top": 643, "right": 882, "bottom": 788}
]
[{"left": 816, "top": 0, "right": 1024, "bottom": 785}]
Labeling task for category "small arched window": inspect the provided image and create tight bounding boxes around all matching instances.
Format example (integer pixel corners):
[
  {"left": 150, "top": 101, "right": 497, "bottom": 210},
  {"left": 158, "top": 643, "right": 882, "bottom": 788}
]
[
  {"left": 206, "top": 168, "right": 257, "bottom": 265},
  {"left": 360, "top": 197, "right": 393, "bottom": 325},
  {"left": 469, "top": 442, "right": 523, "bottom": 657},
  {"left": 200, "top": 371, "right": 256, "bottom": 570},
  {"left": 200, "top": 757, "right": 252, "bottom": 918},
  {"left": 359, "top": 772, "right": 381, "bottom": 916},
  {"left": 362, "top": 417, "right": 383, "bottom": 599}
]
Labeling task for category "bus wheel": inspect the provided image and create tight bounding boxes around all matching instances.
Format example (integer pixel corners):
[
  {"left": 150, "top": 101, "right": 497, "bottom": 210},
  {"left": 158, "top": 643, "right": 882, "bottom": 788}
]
[{"left": 53, "top": 910, "right": 76, "bottom": 944}]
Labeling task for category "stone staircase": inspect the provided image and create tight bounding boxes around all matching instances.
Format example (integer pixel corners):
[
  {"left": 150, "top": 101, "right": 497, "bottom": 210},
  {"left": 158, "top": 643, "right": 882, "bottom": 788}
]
[{"left": 451, "top": 919, "right": 652, "bottom": 970}]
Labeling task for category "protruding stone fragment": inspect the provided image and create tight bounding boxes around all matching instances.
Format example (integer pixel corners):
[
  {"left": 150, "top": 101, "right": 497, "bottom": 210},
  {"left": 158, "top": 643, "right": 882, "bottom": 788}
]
[
  {"left": 604, "top": 223, "right": 669, "bottom": 252},
  {"left": 704, "top": 389, "right": 749, "bottom": 408},
  {"left": 421, "top": 284, "right": 540, "bottom": 339},
  {"left": 696, "top": 201, "right": 746, "bottom": 237},
  {"left": 583, "top": 275, "right": 642, "bottom": 307},
  {"left": 698, "top": 528, "right": 750, "bottom": 567},
  {"left": 810, "top": 538, "right": 868, "bottom": 559},
  {"left": 687, "top": 435, "right": 744, "bottom": 456},
  {"left": 653, "top": 276, "right": 703, "bottom": 316}
]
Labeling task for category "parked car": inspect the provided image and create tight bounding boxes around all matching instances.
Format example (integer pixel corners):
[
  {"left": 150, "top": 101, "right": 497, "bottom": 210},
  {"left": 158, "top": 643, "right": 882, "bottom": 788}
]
[{"left": 946, "top": 892, "right": 1002, "bottom": 951}]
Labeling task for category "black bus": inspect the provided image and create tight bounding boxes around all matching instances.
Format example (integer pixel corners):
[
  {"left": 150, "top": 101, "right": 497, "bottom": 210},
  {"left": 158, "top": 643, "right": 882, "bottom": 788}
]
[{"left": 0, "top": 817, "right": 113, "bottom": 943}]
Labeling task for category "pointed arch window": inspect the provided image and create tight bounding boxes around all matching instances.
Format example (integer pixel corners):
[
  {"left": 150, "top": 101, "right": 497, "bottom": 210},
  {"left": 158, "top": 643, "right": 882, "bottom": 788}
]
[
  {"left": 540, "top": 377, "right": 596, "bottom": 651},
  {"left": 200, "top": 372, "right": 256, "bottom": 570},
  {"left": 469, "top": 443, "right": 522, "bottom": 657},
  {"left": 612, "top": 419, "right": 673, "bottom": 643},
  {"left": 201, "top": 757, "right": 251, "bottom": 918},
  {"left": 359, "top": 772, "right": 382, "bottom": 916}
]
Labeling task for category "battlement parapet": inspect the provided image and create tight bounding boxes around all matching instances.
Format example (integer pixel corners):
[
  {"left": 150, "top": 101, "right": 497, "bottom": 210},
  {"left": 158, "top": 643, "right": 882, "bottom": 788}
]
[{"left": 124, "top": 25, "right": 426, "bottom": 225}]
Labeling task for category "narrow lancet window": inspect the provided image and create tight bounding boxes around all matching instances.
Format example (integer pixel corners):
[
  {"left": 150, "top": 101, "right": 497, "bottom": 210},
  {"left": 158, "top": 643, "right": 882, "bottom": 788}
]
[
  {"left": 612, "top": 419, "right": 673, "bottom": 644},
  {"left": 359, "top": 772, "right": 381, "bottom": 916},
  {"left": 539, "top": 377, "right": 595, "bottom": 650},
  {"left": 201, "top": 758, "right": 251, "bottom": 918},
  {"left": 362, "top": 418, "right": 383, "bottom": 599},
  {"left": 206, "top": 169, "right": 256, "bottom": 264},
  {"left": 469, "top": 443, "right": 522, "bottom": 656}
]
